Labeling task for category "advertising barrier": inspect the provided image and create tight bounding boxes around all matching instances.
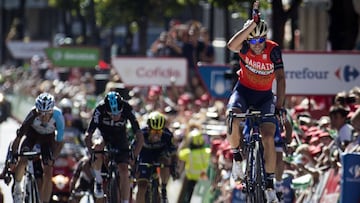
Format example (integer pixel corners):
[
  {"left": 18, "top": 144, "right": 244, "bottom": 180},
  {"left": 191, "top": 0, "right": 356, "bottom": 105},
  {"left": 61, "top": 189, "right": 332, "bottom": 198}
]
[{"left": 340, "top": 153, "right": 360, "bottom": 203}]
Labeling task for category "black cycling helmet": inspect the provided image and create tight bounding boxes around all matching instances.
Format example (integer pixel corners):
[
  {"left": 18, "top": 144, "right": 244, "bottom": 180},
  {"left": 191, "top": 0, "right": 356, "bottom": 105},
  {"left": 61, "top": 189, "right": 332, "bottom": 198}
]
[{"left": 104, "top": 91, "right": 123, "bottom": 115}]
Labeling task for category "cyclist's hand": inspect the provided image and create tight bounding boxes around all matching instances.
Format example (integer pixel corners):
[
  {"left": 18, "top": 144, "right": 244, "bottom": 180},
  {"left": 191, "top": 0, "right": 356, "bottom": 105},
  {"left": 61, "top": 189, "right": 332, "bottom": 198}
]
[
  {"left": 275, "top": 108, "right": 286, "bottom": 128},
  {"left": 252, "top": 0, "right": 261, "bottom": 24},
  {"left": 170, "top": 165, "right": 180, "bottom": 180},
  {"left": 129, "top": 158, "right": 136, "bottom": 169},
  {"left": 7, "top": 152, "right": 17, "bottom": 169}
]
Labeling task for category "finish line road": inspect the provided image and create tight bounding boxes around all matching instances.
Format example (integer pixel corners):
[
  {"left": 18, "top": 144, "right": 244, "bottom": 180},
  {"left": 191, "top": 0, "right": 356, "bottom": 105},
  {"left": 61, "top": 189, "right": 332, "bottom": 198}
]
[{"left": 0, "top": 118, "right": 18, "bottom": 203}]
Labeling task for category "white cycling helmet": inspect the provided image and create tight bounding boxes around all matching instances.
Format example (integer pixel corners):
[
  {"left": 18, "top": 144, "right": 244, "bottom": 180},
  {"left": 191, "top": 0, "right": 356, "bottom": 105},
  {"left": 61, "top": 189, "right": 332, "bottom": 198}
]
[
  {"left": 59, "top": 98, "right": 73, "bottom": 109},
  {"left": 35, "top": 92, "right": 55, "bottom": 112},
  {"left": 244, "top": 19, "right": 268, "bottom": 39}
]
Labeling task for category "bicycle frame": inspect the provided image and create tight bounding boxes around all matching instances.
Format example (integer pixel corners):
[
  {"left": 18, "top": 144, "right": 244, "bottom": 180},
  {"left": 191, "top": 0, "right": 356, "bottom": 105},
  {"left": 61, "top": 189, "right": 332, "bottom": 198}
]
[
  {"left": 93, "top": 147, "right": 121, "bottom": 203},
  {"left": 19, "top": 151, "right": 42, "bottom": 203},
  {"left": 229, "top": 109, "right": 276, "bottom": 203},
  {"left": 137, "top": 162, "right": 173, "bottom": 203}
]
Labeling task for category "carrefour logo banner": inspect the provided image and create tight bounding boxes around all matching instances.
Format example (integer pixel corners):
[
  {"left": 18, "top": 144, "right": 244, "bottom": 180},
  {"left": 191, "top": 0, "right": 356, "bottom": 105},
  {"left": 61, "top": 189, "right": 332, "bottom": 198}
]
[
  {"left": 281, "top": 52, "right": 360, "bottom": 95},
  {"left": 111, "top": 57, "right": 187, "bottom": 86}
]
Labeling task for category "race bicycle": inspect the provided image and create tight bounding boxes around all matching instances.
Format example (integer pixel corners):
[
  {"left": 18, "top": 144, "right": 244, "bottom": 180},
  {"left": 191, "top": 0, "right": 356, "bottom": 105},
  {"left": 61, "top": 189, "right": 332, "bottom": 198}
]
[
  {"left": 228, "top": 108, "right": 281, "bottom": 203},
  {"left": 93, "top": 147, "right": 120, "bottom": 203},
  {"left": 137, "top": 162, "right": 173, "bottom": 203},
  {"left": 18, "top": 151, "right": 42, "bottom": 203}
]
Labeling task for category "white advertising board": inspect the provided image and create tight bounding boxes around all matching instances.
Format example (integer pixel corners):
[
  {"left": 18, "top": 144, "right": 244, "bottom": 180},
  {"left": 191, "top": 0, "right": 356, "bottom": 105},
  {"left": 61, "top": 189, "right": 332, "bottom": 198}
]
[
  {"left": 111, "top": 57, "right": 187, "bottom": 86},
  {"left": 6, "top": 41, "right": 49, "bottom": 59},
  {"left": 280, "top": 52, "right": 360, "bottom": 95}
]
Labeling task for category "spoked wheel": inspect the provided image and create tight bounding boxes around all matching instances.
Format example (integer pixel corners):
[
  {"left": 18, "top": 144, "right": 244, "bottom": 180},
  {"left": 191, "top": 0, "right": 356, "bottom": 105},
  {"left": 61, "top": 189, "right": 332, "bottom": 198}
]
[
  {"left": 145, "top": 178, "right": 160, "bottom": 203},
  {"left": 151, "top": 179, "right": 160, "bottom": 203},
  {"left": 79, "top": 192, "right": 95, "bottom": 203},
  {"left": 107, "top": 172, "right": 120, "bottom": 203},
  {"left": 245, "top": 143, "right": 255, "bottom": 203},
  {"left": 244, "top": 142, "right": 266, "bottom": 203},
  {"left": 253, "top": 142, "right": 266, "bottom": 203},
  {"left": 25, "top": 177, "right": 41, "bottom": 203}
]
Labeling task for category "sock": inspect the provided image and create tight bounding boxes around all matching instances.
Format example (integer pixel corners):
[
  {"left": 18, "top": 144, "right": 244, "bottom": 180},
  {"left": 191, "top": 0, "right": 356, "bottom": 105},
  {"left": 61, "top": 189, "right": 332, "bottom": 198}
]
[
  {"left": 94, "top": 169, "right": 103, "bottom": 184},
  {"left": 265, "top": 173, "right": 275, "bottom": 189},
  {"left": 14, "top": 181, "right": 21, "bottom": 192},
  {"left": 161, "top": 183, "right": 167, "bottom": 198},
  {"left": 232, "top": 147, "right": 243, "bottom": 162}
]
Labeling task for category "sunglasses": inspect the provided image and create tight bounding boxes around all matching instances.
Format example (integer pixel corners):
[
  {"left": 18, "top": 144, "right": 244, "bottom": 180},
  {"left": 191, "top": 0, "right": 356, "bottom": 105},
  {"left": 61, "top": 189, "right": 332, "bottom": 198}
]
[
  {"left": 150, "top": 129, "right": 163, "bottom": 134},
  {"left": 106, "top": 111, "right": 122, "bottom": 117},
  {"left": 37, "top": 110, "right": 53, "bottom": 116},
  {"left": 248, "top": 37, "right": 266, "bottom": 45}
]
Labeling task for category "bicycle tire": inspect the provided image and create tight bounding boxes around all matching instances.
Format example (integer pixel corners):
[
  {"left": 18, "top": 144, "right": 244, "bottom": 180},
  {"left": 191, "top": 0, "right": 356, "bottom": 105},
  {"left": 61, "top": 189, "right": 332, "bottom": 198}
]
[
  {"left": 253, "top": 141, "right": 266, "bottom": 203},
  {"left": 24, "top": 175, "right": 41, "bottom": 203},
  {"left": 151, "top": 178, "right": 160, "bottom": 203},
  {"left": 245, "top": 141, "right": 256, "bottom": 203},
  {"left": 79, "top": 192, "right": 95, "bottom": 203},
  {"left": 145, "top": 177, "right": 160, "bottom": 203},
  {"left": 107, "top": 171, "right": 120, "bottom": 203}
]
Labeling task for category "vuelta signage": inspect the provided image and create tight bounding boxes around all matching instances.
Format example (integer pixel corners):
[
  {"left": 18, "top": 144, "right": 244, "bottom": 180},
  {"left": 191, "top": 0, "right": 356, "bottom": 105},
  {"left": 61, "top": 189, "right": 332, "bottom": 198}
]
[
  {"left": 111, "top": 57, "right": 187, "bottom": 86},
  {"left": 45, "top": 47, "right": 100, "bottom": 68},
  {"left": 278, "top": 52, "right": 360, "bottom": 95}
]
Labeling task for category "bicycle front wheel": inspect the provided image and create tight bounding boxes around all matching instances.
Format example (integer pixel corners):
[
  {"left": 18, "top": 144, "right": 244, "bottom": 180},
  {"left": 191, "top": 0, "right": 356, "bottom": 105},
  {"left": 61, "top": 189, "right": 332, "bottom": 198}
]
[
  {"left": 253, "top": 141, "right": 266, "bottom": 203},
  {"left": 107, "top": 171, "right": 120, "bottom": 203},
  {"left": 24, "top": 176, "right": 41, "bottom": 203},
  {"left": 145, "top": 178, "right": 160, "bottom": 203}
]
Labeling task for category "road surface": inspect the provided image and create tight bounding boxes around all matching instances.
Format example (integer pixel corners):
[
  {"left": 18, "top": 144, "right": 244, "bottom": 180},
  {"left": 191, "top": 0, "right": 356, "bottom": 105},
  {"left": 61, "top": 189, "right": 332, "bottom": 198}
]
[{"left": 0, "top": 118, "right": 18, "bottom": 203}]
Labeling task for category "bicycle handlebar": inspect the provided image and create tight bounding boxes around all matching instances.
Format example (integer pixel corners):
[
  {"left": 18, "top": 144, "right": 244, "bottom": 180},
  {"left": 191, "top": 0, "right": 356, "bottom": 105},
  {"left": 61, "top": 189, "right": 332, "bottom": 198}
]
[
  {"left": 16, "top": 151, "right": 41, "bottom": 159},
  {"left": 137, "top": 162, "right": 174, "bottom": 168}
]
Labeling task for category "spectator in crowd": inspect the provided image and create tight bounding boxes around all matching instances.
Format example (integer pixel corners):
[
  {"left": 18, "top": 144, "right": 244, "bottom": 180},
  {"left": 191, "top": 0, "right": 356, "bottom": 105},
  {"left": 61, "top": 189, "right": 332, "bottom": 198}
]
[
  {"left": 149, "top": 31, "right": 182, "bottom": 57},
  {"left": 0, "top": 91, "right": 11, "bottom": 124},
  {"left": 178, "top": 129, "right": 211, "bottom": 203},
  {"left": 199, "top": 27, "right": 215, "bottom": 64},
  {"left": 329, "top": 104, "right": 354, "bottom": 151},
  {"left": 345, "top": 107, "right": 360, "bottom": 152}
]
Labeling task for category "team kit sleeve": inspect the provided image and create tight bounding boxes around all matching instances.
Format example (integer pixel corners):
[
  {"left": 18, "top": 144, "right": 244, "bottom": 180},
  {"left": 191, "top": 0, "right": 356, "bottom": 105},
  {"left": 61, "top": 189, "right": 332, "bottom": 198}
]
[
  {"left": 124, "top": 102, "right": 141, "bottom": 133},
  {"left": 54, "top": 109, "right": 65, "bottom": 142}
]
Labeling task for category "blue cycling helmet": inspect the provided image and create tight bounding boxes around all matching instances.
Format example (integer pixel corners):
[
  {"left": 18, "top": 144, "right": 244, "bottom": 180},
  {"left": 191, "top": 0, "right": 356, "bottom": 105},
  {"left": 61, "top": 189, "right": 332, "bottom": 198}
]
[{"left": 104, "top": 91, "right": 123, "bottom": 115}]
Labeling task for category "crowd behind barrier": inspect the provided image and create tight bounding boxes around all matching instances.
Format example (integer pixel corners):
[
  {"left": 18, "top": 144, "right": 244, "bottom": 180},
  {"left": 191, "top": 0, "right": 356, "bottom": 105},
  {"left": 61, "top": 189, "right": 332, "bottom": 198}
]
[
  {"left": 1, "top": 61, "right": 360, "bottom": 202},
  {"left": 0, "top": 20, "right": 360, "bottom": 203}
]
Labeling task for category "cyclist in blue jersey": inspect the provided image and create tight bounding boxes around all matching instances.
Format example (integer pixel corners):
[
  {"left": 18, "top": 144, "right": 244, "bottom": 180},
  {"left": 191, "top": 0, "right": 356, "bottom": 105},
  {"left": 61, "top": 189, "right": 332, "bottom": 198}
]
[
  {"left": 11, "top": 92, "right": 65, "bottom": 203},
  {"left": 84, "top": 91, "right": 144, "bottom": 203}
]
